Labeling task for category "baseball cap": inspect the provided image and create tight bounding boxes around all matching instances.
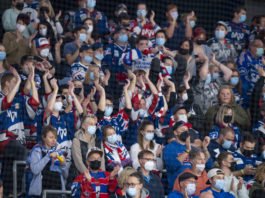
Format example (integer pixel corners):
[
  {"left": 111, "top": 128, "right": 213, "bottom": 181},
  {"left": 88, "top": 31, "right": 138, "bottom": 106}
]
[
  {"left": 80, "top": 44, "right": 93, "bottom": 52},
  {"left": 178, "top": 172, "right": 198, "bottom": 183},
  {"left": 35, "top": 37, "right": 50, "bottom": 48},
  {"left": 216, "top": 21, "right": 228, "bottom": 30},
  {"left": 92, "top": 42, "right": 104, "bottom": 51},
  {"left": 86, "top": 147, "right": 103, "bottom": 159},
  {"left": 172, "top": 121, "right": 192, "bottom": 131},
  {"left": 207, "top": 168, "right": 224, "bottom": 179}
]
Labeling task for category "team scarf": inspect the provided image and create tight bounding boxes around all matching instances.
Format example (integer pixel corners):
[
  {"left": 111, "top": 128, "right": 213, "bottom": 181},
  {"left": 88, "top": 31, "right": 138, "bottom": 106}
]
[{"left": 103, "top": 141, "right": 130, "bottom": 164}]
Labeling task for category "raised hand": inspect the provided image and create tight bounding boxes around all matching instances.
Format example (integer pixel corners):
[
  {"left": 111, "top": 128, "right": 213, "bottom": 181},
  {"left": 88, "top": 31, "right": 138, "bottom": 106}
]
[
  {"left": 68, "top": 81, "right": 75, "bottom": 96},
  {"left": 150, "top": 10, "right": 156, "bottom": 24},
  {"left": 50, "top": 78, "right": 58, "bottom": 91},
  {"left": 202, "top": 136, "right": 210, "bottom": 149},
  {"left": 123, "top": 79, "right": 130, "bottom": 91},
  {"left": 55, "top": 10, "right": 62, "bottom": 21}
]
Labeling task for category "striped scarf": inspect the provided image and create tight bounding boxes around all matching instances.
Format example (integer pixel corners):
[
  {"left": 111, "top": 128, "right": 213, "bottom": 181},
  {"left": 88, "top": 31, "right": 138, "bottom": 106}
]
[{"left": 103, "top": 141, "right": 130, "bottom": 165}]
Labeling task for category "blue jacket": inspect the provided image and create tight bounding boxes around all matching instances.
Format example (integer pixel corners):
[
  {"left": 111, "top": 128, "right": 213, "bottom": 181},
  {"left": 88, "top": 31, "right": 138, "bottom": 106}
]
[
  {"left": 163, "top": 141, "right": 191, "bottom": 191},
  {"left": 168, "top": 191, "right": 198, "bottom": 198},
  {"left": 201, "top": 187, "right": 235, "bottom": 198}
]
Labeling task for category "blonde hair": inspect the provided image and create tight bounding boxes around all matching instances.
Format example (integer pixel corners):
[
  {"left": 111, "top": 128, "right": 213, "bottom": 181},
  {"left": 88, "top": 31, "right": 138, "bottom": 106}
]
[
  {"left": 215, "top": 104, "right": 234, "bottom": 125},
  {"left": 40, "top": 0, "right": 55, "bottom": 18},
  {"left": 255, "top": 163, "right": 265, "bottom": 182},
  {"left": 117, "top": 167, "right": 136, "bottom": 188},
  {"left": 218, "top": 85, "right": 235, "bottom": 104}
]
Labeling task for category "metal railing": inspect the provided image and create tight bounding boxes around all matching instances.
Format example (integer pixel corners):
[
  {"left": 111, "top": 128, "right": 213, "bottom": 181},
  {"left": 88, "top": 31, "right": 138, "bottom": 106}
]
[
  {"left": 12, "top": 160, "right": 26, "bottom": 198},
  {"left": 42, "top": 190, "right": 71, "bottom": 198}
]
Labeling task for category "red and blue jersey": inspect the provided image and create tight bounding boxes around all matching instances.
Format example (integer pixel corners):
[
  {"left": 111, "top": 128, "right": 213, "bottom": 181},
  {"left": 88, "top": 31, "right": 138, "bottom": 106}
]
[
  {"left": 71, "top": 170, "right": 117, "bottom": 198},
  {"left": 0, "top": 92, "right": 39, "bottom": 149}
]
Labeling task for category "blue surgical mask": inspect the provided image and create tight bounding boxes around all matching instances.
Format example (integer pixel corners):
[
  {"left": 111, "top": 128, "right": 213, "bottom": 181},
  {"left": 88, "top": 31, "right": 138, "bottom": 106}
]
[
  {"left": 84, "top": 55, "right": 93, "bottom": 64},
  {"left": 137, "top": 9, "right": 147, "bottom": 17},
  {"left": 156, "top": 38, "right": 166, "bottom": 46},
  {"left": 79, "top": 33, "right": 87, "bottom": 42},
  {"left": 87, "top": 0, "right": 96, "bottom": 8},
  {"left": 222, "top": 139, "right": 233, "bottom": 149},
  {"left": 0, "top": 51, "right": 6, "bottom": 61},
  {"left": 214, "top": 179, "right": 225, "bottom": 190},
  {"left": 104, "top": 106, "right": 113, "bottom": 117},
  {"left": 165, "top": 65, "right": 173, "bottom": 75},
  {"left": 189, "top": 20, "right": 196, "bottom": 28},
  {"left": 118, "top": 34, "right": 128, "bottom": 43},
  {"left": 144, "top": 133, "right": 154, "bottom": 141},
  {"left": 230, "top": 77, "right": 239, "bottom": 86},
  {"left": 107, "top": 134, "right": 118, "bottom": 144},
  {"left": 256, "top": 48, "right": 264, "bottom": 57},
  {"left": 205, "top": 73, "right": 212, "bottom": 84},
  {"left": 215, "top": 30, "right": 225, "bottom": 40},
  {"left": 212, "top": 72, "right": 219, "bottom": 80},
  {"left": 262, "top": 150, "right": 265, "bottom": 159},
  {"left": 138, "top": 109, "right": 148, "bottom": 118},
  {"left": 89, "top": 72, "right": 95, "bottom": 80},
  {"left": 239, "top": 14, "right": 247, "bottom": 23},
  {"left": 95, "top": 53, "right": 104, "bottom": 61}
]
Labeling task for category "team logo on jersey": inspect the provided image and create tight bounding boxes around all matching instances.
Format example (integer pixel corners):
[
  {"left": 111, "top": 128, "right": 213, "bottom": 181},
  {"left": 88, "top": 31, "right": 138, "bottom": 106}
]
[{"left": 15, "top": 103, "right": 20, "bottom": 109}]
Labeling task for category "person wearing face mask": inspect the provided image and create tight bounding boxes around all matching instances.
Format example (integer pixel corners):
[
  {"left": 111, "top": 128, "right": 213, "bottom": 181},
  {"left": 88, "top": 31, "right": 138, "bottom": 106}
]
[
  {"left": 103, "top": 125, "right": 131, "bottom": 171},
  {"left": 35, "top": 37, "right": 52, "bottom": 60},
  {"left": 173, "top": 149, "right": 210, "bottom": 196},
  {"left": 64, "top": 26, "right": 88, "bottom": 65},
  {"left": 97, "top": 80, "right": 132, "bottom": 142},
  {"left": 217, "top": 152, "right": 249, "bottom": 198},
  {"left": 152, "top": 30, "right": 176, "bottom": 58},
  {"left": 130, "top": 2, "right": 160, "bottom": 42},
  {"left": 68, "top": 114, "right": 105, "bottom": 188},
  {"left": 71, "top": 45, "right": 94, "bottom": 82},
  {"left": 2, "top": 0, "right": 25, "bottom": 32},
  {"left": 45, "top": 80, "right": 83, "bottom": 175},
  {"left": 232, "top": 133, "right": 261, "bottom": 182},
  {"left": 130, "top": 120, "right": 163, "bottom": 171},
  {"left": 226, "top": 6, "right": 250, "bottom": 53},
  {"left": 201, "top": 168, "right": 235, "bottom": 198},
  {"left": 208, "top": 105, "right": 242, "bottom": 149},
  {"left": 3, "top": 13, "right": 32, "bottom": 66},
  {"left": 208, "top": 127, "right": 236, "bottom": 161},
  {"left": 74, "top": 0, "right": 108, "bottom": 36},
  {"left": 137, "top": 150, "right": 164, "bottom": 198},
  {"left": 124, "top": 172, "right": 150, "bottom": 198},
  {"left": 83, "top": 17, "right": 95, "bottom": 44},
  {"left": 0, "top": 44, "right": 10, "bottom": 83},
  {"left": 193, "top": 27, "right": 212, "bottom": 60},
  {"left": 162, "top": 4, "right": 193, "bottom": 50},
  {"left": 163, "top": 121, "right": 194, "bottom": 191},
  {"left": 0, "top": 67, "right": 39, "bottom": 197},
  {"left": 103, "top": 27, "right": 131, "bottom": 109},
  {"left": 229, "top": 69, "right": 243, "bottom": 106},
  {"left": 237, "top": 38, "right": 265, "bottom": 109},
  {"left": 207, "top": 21, "right": 237, "bottom": 63},
  {"left": 169, "top": 172, "right": 199, "bottom": 198},
  {"left": 71, "top": 147, "right": 120, "bottom": 198}
]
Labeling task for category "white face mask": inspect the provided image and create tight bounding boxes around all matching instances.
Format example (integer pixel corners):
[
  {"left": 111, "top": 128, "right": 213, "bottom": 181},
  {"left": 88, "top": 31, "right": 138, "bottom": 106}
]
[
  {"left": 196, "top": 164, "right": 205, "bottom": 172},
  {"left": 16, "top": 24, "right": 26, "bottom": 33},
  {"left": 87, "top": 125, "right": 96, "bottom": 135},
  {"left": 182, "top": 93, "right": 188, "bottom": 101},
  {"left": 40, "top": 48, "right": 50, "bottom": 57},
  {"left": 126, "top": 187, "right": 137, "bottom": 197},
  {"left": 53, "top": 101, "right": 63, "bottom": 112},
  {"left": 144, "top": 160, "right": 155, "bottom": 171},
  {"left": 185, "top": 183, "right": 196, "bottom": 196},
  {"left": 144, "top": 133, "right": 154, "bottom": 141},
  {"left": 40, "top": 28, "right": 47, "bottom": 36},
  {"left": 178, "top": 114, "right": 188, "bottom": 123},
  {"left": 87, "top": 25, "right": 93, "bottom": 33},
  {"left": 107, "top": 134, "right": 118, "bottom": 144},
  {"left": 138, "top": 109, "right": 148, "bottom": 118}
]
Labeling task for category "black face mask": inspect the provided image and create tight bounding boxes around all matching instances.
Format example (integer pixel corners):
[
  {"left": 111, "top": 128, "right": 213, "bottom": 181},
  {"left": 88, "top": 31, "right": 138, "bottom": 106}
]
[
  {"left": 15, "top": 2, "right": 24, "bottom": 11},
  {"left": 223, "top": 115, "right": 232, "bottom": 124},
  {"left": 179, "top": 48, "right": 190, "bottom": 55},
  {"left": 89, "top": 160, "right": 101, "bottom": 170},
  {"left": 230, "top": 161, "right": 237, "bottom": 171},
  {"left": 74, "top": 88, "right": 82, "bottom": 95},
  {"left": 242, "top": 149, "right": 254, "bottom": 157},
  {"left": 195, "top": 40, "right": 206, "bottom": 45},
  {"left": 179, "top": 131, "right": 190, "bottom": 142}
]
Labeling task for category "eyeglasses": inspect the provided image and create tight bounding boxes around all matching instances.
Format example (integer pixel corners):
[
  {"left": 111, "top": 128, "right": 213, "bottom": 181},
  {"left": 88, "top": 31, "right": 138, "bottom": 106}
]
[{"left": 125, "top": 183, "right": 140, "bottom": 188}]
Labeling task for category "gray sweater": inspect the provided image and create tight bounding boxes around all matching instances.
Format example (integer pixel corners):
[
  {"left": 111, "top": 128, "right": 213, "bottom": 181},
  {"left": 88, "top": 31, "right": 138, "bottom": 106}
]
[{"left": 28, "top": 146, "right": 67, "bottom": 196}]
